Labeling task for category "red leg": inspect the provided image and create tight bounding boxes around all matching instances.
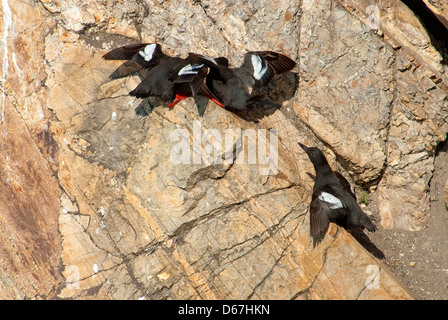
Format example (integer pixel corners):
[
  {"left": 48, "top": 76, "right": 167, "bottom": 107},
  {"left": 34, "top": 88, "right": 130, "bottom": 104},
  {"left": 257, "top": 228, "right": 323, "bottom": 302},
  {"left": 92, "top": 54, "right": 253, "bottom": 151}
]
[
  {"left": 211, "top": 97, "right": 225, "bottom": 108},
  {"left": 203, "top": 94, "right": 225, "bottom": 108},
  {"left": 168, "top": 92, "right": 191, "bottom": 108}
]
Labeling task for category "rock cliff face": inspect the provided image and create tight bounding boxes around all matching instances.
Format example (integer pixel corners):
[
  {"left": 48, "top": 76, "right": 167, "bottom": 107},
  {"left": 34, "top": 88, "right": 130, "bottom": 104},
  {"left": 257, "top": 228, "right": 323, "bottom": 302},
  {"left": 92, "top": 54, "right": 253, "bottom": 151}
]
[{"left": 1, "top": 0, "right": 447, "bottom": 299}]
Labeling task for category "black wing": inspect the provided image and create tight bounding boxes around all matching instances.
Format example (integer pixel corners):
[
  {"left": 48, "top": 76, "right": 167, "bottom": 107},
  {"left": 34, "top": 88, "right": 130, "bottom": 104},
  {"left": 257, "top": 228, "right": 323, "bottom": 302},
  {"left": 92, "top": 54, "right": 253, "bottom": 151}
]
[
  {"left": 309, "top": 187, "right": 347, "bottom": 247},
  {"left": 243, "top": 51, "right": 296, "bottom": 86},
  {"left": 173, "top": 60, "right": 209, "bottom": 97},
  {"left": 309, "top": 195, "right": 331, "bottom": 247},
  {"left": 103, "top": 43, "right": 150, "bottom": 60},
  {"left": 173, "top": 53, "right": 224, "bottom": 105},
  {"left": 103, "top": 43, "right": 164, "bottom": 69},
  {"left": 129, "top": 64, "right": 174, "bottom": 101},
  {"left": 334, "top": 172, "right": 356, "bottom": 200}
]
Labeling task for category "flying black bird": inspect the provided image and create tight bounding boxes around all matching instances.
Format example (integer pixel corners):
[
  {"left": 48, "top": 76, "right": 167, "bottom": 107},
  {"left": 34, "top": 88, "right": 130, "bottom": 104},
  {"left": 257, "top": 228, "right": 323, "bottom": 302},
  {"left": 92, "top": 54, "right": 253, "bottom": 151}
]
[
  {"left": 183, "top": 51, "right": 296, "bottom": 110},
  {"left": 102, "top": 43, "right": 221, "bottom": 108},
  {"left": 298, "top": 142, "right": 377, "bottom": 246}
]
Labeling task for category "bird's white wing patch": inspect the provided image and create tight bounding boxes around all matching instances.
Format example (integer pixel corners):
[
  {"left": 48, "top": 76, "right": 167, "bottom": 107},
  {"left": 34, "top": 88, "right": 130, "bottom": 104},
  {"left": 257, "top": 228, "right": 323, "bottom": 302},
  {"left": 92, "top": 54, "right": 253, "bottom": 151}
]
[
  {"left": 251, "top": 54, "right": 268, "bottom": 80},
  {"left": 318, "top": 192, "right": 344, "bottom": 209},
  {"left": 178, "top": 63, "right": 204, "bottom": 76},
  {"left": 139, "top": 44, "right": 157, "bottom": 62}
]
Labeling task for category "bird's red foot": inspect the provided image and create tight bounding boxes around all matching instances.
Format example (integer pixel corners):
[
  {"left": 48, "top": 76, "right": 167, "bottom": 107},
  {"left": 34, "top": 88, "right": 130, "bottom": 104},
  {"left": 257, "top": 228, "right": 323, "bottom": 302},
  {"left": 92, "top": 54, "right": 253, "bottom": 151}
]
[
  {"left": 168, "top": 92, "right": 191, "bottom": 108},
  {"left": 203, "top": 94, "right": 225, "bottom": 108}
]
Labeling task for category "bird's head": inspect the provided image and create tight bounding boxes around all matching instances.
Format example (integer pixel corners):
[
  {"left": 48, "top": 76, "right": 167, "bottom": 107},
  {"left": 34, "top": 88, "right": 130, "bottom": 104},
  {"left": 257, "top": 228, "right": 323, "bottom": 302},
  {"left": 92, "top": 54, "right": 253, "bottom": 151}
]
[{"left": 298, "top": 142, "right": 329, "bottom": 169}]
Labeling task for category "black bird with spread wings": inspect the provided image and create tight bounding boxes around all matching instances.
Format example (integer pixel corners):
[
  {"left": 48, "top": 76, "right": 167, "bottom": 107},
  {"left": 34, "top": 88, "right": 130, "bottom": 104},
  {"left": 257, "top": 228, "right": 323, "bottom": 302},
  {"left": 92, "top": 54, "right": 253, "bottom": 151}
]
[
  {"left": 181, "top": 51, "right": 296, "bottom": 110},
  {"left": 102, "top": 43, "right": 221, "bottom": 108},
  {"left": 103, "top": 43, "right": 295, "bottom": 110},
  {"left": 298, "top": 142, "right": 377, "bottom": 247}
]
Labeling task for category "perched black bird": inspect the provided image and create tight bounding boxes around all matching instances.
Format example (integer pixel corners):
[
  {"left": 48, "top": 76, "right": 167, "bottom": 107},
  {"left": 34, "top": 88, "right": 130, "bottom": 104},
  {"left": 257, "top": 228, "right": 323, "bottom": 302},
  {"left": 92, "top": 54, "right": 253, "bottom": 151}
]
[
  {"left": 102, "top": 43, "right": 221, "bottom": 108},
  {"left": 298, "top": 142, "right": 377, "bottom": 246},
  {"left": 184, "top": 51, "right": 296, "bottom": 110}
]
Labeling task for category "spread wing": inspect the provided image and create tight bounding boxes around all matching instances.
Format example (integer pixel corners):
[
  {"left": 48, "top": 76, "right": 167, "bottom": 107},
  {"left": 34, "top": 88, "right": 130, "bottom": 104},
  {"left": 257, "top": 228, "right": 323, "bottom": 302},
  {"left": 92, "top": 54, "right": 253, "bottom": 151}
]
[
  {"left": 102, "top": 43, "right": 150, "bottom": 60},
  {"left": 243, "top": 51, "right": 296, "bottom": 86},
  {"left": 103, "top": 43, "right": 163, "bottom": 69},
  {"left": 309, "top": 196, "right": 330, "bottom": 247},
  {"left": 309, "top": 189, "right": 347, "bottom": 247},
  {"left": 129, "top": 64, "right": 174, "bottom": 101}
]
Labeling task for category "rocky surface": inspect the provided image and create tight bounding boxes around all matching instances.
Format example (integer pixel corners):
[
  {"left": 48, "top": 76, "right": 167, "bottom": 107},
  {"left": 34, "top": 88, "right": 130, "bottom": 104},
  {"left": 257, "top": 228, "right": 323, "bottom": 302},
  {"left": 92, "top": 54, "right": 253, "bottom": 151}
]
[
  {"left": 1, "top": 0, "right": 447, "bottom": 299},
  {"left": 445, "top": 176, "right": 448, "bottom": 209},
  {"left": 423, "top": 0, "right": 448, "bottom": 29}
]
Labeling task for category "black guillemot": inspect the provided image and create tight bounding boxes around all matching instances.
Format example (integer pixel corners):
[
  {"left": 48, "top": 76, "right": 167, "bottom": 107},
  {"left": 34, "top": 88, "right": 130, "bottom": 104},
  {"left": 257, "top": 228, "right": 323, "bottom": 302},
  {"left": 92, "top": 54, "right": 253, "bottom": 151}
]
[
  {"left": 180, "top": 51, "right": 296, "bottom": 110},
  {"left": 103, "top": 43, "right": 221, "bottom": 108},
  {"left": 298, "top": 142, "right": 377, "bottom": 246},
  {"left": 103, "top": 44, "right": 295, "bottom": 110}
]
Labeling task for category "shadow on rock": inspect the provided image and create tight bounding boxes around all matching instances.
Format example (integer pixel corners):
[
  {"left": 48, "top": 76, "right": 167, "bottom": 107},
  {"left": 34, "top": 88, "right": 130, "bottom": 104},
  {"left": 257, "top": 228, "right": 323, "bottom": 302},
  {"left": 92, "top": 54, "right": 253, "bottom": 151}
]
[
  {"left": 131, "top": 71, "right": 300, "bottom": 121},
  {"left": 228, "top": 71, "right": 300, "bottom": 123},
  {"left": 348, "top": 228, "right": 386, "bottom": 259},
  {"left": 401, "top": 0, "right": 448, "bottom": 65}
]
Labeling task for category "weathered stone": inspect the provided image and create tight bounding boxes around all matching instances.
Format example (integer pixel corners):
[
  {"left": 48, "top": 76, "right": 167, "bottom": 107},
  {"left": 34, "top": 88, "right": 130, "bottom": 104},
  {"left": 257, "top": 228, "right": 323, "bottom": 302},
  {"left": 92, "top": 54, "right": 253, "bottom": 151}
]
[
  {"left": 0, "top": 0, "right": 63, "bottom": 299},
  {"left": 296, "top": 0, "right": 394, "bottom": 184},
  {"left": 4, "top": 0, "right": 448, "bottom": 300},
  {"left": 444, "top": 178, "right": 448, "bottom": 209},
  {"left": 338, "top": 0, "right": 447, "bottom": 80},
  {"left": 377, "top": 50, "right": 448, "bottom": 230},
  {"left": 422, "top": 0, "right": 448, "bottom": 29},
  {"left": 0, "top": 96, "right": 62, "bottom": 299}
]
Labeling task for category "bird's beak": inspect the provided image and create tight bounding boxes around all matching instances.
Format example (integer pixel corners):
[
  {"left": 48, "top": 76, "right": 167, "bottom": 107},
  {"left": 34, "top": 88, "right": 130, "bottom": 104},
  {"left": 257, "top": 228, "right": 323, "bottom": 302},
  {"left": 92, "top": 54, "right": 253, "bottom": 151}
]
[{"left": 298, "top": 142, "right": 308, "bottom": 152}]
